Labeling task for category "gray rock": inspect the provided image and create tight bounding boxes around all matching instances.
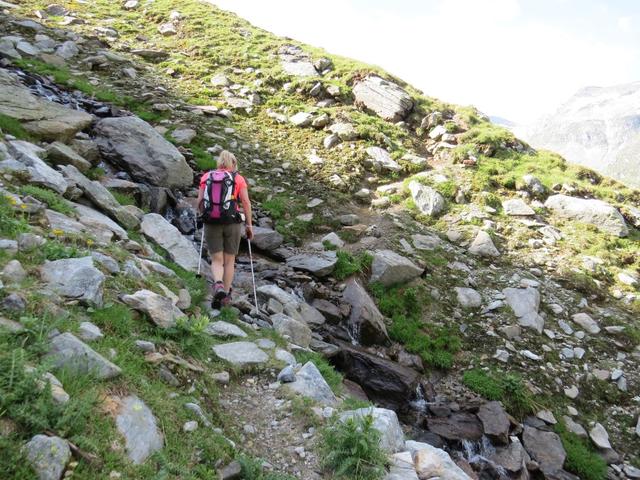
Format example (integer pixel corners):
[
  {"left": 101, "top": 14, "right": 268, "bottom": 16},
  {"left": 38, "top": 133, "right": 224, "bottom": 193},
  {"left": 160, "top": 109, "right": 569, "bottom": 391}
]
[
  {"left": 455, "top": 287, "right": 482, "bottom": 309},
  {"left": 411, "top": 233, "right": 441, "bottom": 250},
  {"left": 468, "top": 230, "right": 500, "bottom": 257},
  {"left": 277, "top": 365, "right": 296, "bottom": 383},
  {"left": 2, "top": 292, "right": 26, "bottom": 311},
  {"left": 2, "top": 259, "right": 26, "bottom": 284},
  {"left": 141, "top": 214, "right": 201, "bottom": 272},
  {"left": 121, "top": 289, "right": 185, "bottom": 328},
  {"left": 321, "top": 232, "right": 344, "bottom": 248},
  {"left": 275, "top": 348, "right": 296, "bottom": 366},
  {"left": 219, "top": 460, "right": 242, "bottom": 479},
  {"left": 522, "top": 174, "right": 545, "bottom": 196},
  {"left": 370, "top": 249, "right": 422, "bottom": 286},
  {"left": 544, "top": 194, "right": 628, "bottom": 237},
  {"left": 343, "top": 278, "right": 389, "bottom": 345},
  {"left": 522, "top": 426, "right": 566, "bottom": 473},
  {"left": 323, "top": 132, "right": 341, "bottom": 149},
  {"left": 329, "top": 122, "right": 357, "bottom": 141},
  {"left": 204, "top": 320, "right": 248, "bottom": 338},
  {"left": 339, "top": 214, "right": 359, "bottom": 226},
  {"left": 91, "top": 252, "right": 120, "bottom": 274},
  {"left": 17, "top": 232, "right": 45, "bottom": 252},
  {"left": 366, "top": 146, "right": 401, "bottom": 172},
  {"left": 45, "top": 141, "right": 91, "bottom": 172},
  {"left": 340, "top": 407, "right": 404, "bottom": 453},
  {"left": 0, "top": 69, "right": 92, "bottom": 141},
  {"left": 503, "top": 287, "right": 544, "bottom": 333},
  {"left": 286, "top": 252, "right": 337, "bottom": 277},
  {"left": 408, "top": 441, "right": 472, "bottom": 480},
  {"left": 78, "top": 321, "right": 103, "bottom": 342},
  {"left": 562, "top": 416, "right": 587, "bottom": 438},
  {"left": 40, "top": 256, "right": 104, "bottom": 306},
  {"left": 270, "top": 313, "right": 312, "bottom": 347},
  {"left": 251, "top": 226, "right": 283, "bottom": 251},
  {"left": 60, "top": 165, "right": 139, "bottom": 229},
  {"left": 589, "top": 423, "right": 611, "bottom": 449},
  {"left": 477, "top": 401, "right": 510, "bottom": 444},
  {"left": 490, "top": 437, "right": 527, "bottom": 473},
  {"left": 46, "top": 332, "right": 121, "bottom": 379},
  {"left": 7, "top": 141, "right": 68, "bottom": 193},
  {"left": 408, "top": 181, "right": 446, "bottom": 216},
  {"left": 290, "top": 112, "right": 313, "bottom": 127},
  {"left": 386, "top": 451, "right": 419, "bottom": 480},
  {"left": 0, "top": 239, "right": 18, "bottom": 254},
  {"left": 212, "top": 341, "right": 269, "bottom": 367},
  {"left": 503, "top": 198, "right": 535, "bottom": 216},
  {"left": 24, "top": 435, "right": 71, "bottom": 480},
  {"left": 55, "top": 40, "right": 78, "bottom": 59},
  {"left": 285, "top": 361, "right": 337, "bottom": 405},
  {"left": 73, "top": 203, "right": 128, "bottom": 241},
  {"left": 95, "top": 116, "right": 193, "bottom": 188},
  {"left": 170, "top": 128, "right": 197, "bottom": 145},
  {"left": 571, "top": 312, "right": 600, "bottom": 334},
  {"left": 114, "top": 395, "right": 163, "bottom": 464},
  {"left": 135, "top": 340, "right": 156, "bottom": 352},
  {"left": 353, "top": 75, "right": 414, "bottom": 122},
  {"left": 0, "top": 316, "right": 25, "bottom": 333}
]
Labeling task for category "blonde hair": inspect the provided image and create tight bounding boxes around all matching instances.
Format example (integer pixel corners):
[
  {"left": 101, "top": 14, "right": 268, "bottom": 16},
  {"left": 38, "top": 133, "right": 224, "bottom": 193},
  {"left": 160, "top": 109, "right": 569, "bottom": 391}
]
[{"left": 217, "top": 150, "right": 237, "bottom": 170}]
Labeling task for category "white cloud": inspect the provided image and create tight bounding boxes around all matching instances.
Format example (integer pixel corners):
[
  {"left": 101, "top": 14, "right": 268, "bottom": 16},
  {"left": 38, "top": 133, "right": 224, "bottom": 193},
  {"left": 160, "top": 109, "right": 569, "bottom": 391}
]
[{"left": 208, "top": 0, "right": 638, "bottom": 123}]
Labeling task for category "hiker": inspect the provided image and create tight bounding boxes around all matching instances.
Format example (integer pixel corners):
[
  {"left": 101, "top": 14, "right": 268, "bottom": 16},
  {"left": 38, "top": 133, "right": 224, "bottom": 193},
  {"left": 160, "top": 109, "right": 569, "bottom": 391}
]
[{"left": 197, "top": 150, "right": 253, "bottom": 308}]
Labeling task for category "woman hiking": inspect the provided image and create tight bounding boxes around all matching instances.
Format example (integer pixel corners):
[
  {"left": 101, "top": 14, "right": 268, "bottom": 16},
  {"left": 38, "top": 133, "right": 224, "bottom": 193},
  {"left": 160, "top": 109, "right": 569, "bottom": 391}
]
[{"left": 197, "top": 150, "right": 253, "bottom": 308}]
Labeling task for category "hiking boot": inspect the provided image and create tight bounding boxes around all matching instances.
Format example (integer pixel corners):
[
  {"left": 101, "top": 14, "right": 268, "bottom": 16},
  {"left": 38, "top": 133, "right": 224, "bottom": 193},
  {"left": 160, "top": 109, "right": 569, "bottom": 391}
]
[
  {"left": 221, "top": 288, "right": 233, "bottom": 308},
  {"left": 211, "top": 281, "right": 225, "bottom": 309}
]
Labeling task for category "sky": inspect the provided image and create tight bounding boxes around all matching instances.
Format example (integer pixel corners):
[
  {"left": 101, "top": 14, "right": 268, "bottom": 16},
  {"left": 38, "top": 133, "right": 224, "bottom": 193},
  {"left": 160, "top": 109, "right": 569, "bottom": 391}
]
[{"left": 209, "top": 0, "right": 640, "bottom": 124}]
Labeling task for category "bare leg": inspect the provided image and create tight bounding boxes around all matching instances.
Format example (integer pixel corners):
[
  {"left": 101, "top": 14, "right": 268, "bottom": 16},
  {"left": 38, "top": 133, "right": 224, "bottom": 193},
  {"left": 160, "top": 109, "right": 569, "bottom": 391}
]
[
  {"left": 223, "top": 253, "right": 236, "bottom": 292},
  {"left": 211, "top": 251, "right": 224, "bottom": 283}
]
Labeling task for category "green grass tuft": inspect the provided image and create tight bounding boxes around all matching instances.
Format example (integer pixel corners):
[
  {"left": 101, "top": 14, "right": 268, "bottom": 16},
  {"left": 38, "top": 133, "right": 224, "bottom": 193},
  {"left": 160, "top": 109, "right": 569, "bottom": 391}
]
[
  {"left": 20, "top": 185, "right": 74, "bottom": 215},
  {"left": 0, "top": 113, "right": 31, "bottom": 140},
  {"left": 333, "top": 251, "right": 373, "bottom": 280},
  {"left": 556, "top": 422, "right": 607, "bottom": 480},
  {"left": 462, "top": 368, "right": 536, "bottom": 418}
]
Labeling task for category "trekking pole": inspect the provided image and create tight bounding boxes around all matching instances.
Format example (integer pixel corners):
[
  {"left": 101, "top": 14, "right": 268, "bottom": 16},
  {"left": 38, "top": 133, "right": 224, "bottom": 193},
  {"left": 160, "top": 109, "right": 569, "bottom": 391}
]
[
  {"left": 247, "top": 238, "right": 259, "bottom": 314},
  {"left": 197, "top": 225, "right": 205, "bottom": 277}
]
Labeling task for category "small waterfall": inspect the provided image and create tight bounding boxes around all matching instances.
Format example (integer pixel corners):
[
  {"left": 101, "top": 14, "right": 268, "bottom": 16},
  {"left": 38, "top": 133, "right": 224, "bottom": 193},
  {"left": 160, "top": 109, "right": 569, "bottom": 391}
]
[
  {"left": 409, "top": 384, "right": 428, "bottom": 412},
  {"left": 461, "top": 437, "right": 509, "bottom": 479},
  {"left": 347, "top": 321, "right": 360, "bottom": 345}
]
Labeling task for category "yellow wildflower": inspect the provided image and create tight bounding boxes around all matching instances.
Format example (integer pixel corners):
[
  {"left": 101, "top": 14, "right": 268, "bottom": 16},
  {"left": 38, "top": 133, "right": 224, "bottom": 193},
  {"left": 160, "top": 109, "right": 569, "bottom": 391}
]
[{"left": 52, "top": 229, "right": 64, "bottom": 236}]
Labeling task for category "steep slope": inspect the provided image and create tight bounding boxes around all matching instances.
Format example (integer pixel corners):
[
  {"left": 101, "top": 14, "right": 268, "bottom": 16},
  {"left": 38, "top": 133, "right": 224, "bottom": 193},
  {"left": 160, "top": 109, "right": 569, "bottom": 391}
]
[
  {"left": 0, "top": 1, "right": 639, "bottom": 480},
  {"left": 522, "top": 81, "right": 640, "bottom": 188}
]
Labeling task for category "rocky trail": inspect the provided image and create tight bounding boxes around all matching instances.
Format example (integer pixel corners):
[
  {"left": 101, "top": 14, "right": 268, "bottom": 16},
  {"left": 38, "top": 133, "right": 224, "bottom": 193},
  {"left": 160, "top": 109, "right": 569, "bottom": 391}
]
[{"left": 0, "top": 1, "right": 639, "bottom": 480}]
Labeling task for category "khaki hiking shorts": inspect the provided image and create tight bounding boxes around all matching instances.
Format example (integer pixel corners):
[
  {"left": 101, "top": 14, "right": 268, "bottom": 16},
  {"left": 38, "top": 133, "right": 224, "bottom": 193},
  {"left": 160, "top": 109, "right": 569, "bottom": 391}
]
[{"left": 204, "top": 222, "right": 243, "bottom": 255}]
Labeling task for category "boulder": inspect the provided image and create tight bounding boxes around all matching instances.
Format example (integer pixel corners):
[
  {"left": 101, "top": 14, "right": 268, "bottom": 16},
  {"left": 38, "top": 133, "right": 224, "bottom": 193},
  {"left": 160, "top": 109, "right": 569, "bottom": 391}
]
[
  {"left": 170, "top": 128, "right": 197, "bottom": 145},
  {"left": 353, "top": 75, "right": 414, "bottom": 122},
  {"left": 589, "top": 423, "right": 611, "bottom": 450},
  {"left": 72, "top": 203, "right": 128, "bottom": 240},
  {"left": 370, "top": 249, "right": 423, "bottom": 286},
  {"left": 490, "top": 437, "right": 528, "bottom": 473},
  {"left": 468, "top": 230, "right": 500, "bottom": 257},
  {"left": 340, "top": 407, "right": 404, "bottom": 454},
  {"left": 204, "top": 321, "right": 248, "bottom": 338},
  {"left": 503, "top": 287, "right": 544, "bottom": 333},
  {"left": 45, "top": 141, "right": 91, "bottom": 172},
  {"left": 333, "top": 346, "right": 419, "bottom": 409},
  {"left": 544, "top": 194, "right": 628, "bottom": 237},
  {"left": 284, "top": 361, "right": 337, "bottom": 406},
  {"left": 289, "top": 112, "right": 313, "bottom": 127},
  {"left": 408, "top": 181, "right": 446, "bottom": 216},
  {"left": 407, "top": 441, "right": 472, "bottom": 480},
  {"left": 342, "top": 278, "right": 389, "bottom": 345},
  {"left": 78, "top": 321, "right": 103, "bottom": 342},
  {"left": 7, "top": 141, "right": 67, "bottom": 194},
  {"left": 365, "top": 146, "right": 401, "bottom": 172},
  {"left": 24, "top": 435, "right": 71, "bottom": 480},
  {"left": 121, "top": 289, "right": 186, "bottom": 328},
  {"left": 95, "top": 116, "right": 193, "bottom": 188},
  {"left": 286, "top": 252, "right": 336, "bottom": 277},
  {"left": 477, "top": 401, "right": 510, "bottom": 444},
  {"left": 60, "top": 165, "right": 139, "bottom": 229},
  {"left": 40, "top": 256, "right": 105, "bottom": 307},
  {"left": 114, "top": 395, "right": 163, "bottom": 464},
  {"left": 571, "top": 312, "right": 600, "bottom": 334},
  {"left": 386, "top": 451, "right": 419, "bottom": 480},
  {"left": 0, "top": 69, "right": 92, "bottom": 141},
  {"left": 46, "top": 332, "right": 121, "bottom": 379},
  {"left": 141, "top": 214, "right": 201, "bottom": 272},
  {"left": 251, "top": 226, "right": 283, "bottom": 251},
  {"left": 411, "top": 233, "right": 441, "bottom": 250},
  {"left": 503, "top": 198, "right": 536, "bottom": 216},
  {"left": 270, "top": 313, "right": 312, "bottom": 347},
  {"left": 455, "top": 287, "right": 482, "bottom": 309},
  {"left": 329, "top": 122, "right": 358, "bottom": 141},
  {"left": 522, "top": 426, "right": 566, "bottom": 473},
  {"left": 2, "top": 259, "right": 26, "bottom": 284},
  {"left": 211, "top": 341, "right": 269, "bottom": 367},
  {"left": 427, "top": 412, "right": 483, "bottom": 442}
]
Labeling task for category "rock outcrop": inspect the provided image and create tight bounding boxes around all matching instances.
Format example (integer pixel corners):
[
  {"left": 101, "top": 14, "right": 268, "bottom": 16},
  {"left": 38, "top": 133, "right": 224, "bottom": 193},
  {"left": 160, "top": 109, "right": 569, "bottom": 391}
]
[
  {"left": 544, "top": 194, "right": 628, "bottom": 237},
  {"left": 353, "top": 75, "right": 413, "bottom": 122}
]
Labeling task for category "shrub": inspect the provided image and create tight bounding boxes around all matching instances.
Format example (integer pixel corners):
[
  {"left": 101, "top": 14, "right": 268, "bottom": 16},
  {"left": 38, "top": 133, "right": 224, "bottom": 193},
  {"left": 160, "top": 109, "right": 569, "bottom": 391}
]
[
  {"left": 434, "top": 180, "right": 457, "bottom": 200},
  {"left": 41, "top": 240, "right": 85, "bottom": 261},
  {"left": 319, "top": 414, "right": 389, "bottom": 480},
  {"left": 0, "top": 113, "right": 30, "bottom": 140},
  {"left": 556, "top": 422, "right": 607, "bottom": 480},
  {"left": 333, "top": 251, "right": 373, "bottom": 280},
  {"left": 20, "top": 185, "right": 73, "bottom": 215},
  {"left": 370, "top": 284, "right": 460, "bottom": 369},
  {"left": 294, "top": 350, "right": 343, "bottom": 394},
  {"left": 238, "top": 455, "right": 297, "bottom": 480},
  {"left": 462, "top": 368, "right": 535, "bottom": 418},
  {"left": 262, "top": 196, "right": 288, "bottom": 220}
]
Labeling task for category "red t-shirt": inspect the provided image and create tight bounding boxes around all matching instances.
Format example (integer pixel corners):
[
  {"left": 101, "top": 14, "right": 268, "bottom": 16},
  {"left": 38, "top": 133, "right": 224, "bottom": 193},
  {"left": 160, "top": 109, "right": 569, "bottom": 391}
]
[{"left": 199, "top": 170, "right": 248, "bottom": 199}]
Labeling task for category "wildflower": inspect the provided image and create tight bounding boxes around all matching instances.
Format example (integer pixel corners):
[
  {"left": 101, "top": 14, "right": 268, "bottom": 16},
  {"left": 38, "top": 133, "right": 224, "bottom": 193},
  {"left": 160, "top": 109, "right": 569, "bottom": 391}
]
[
  {"left": 52, "top": 229, "right": 64, "bottom": 236},
  {"left": 86, "top": 239, "right": 94, "bottom": 247},
  {"left": 20, "top": 204, "right": 27, "bottom": 210}
]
